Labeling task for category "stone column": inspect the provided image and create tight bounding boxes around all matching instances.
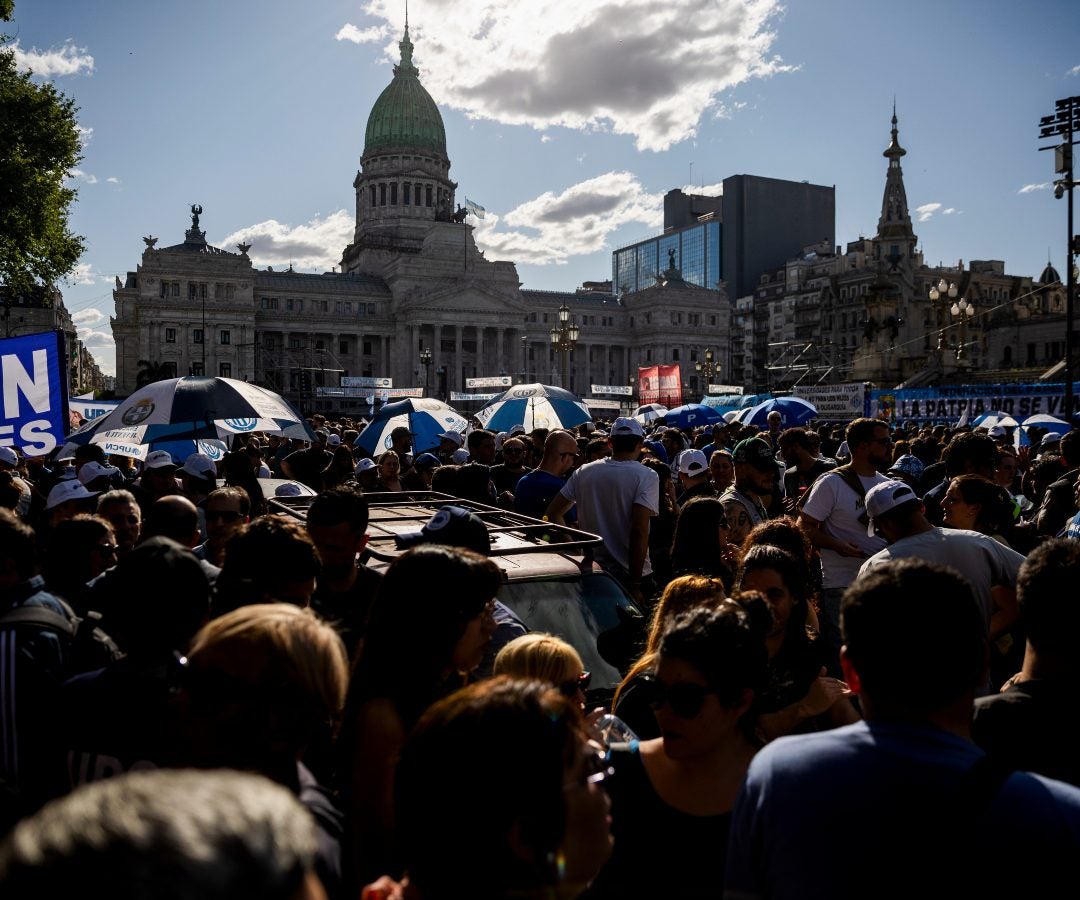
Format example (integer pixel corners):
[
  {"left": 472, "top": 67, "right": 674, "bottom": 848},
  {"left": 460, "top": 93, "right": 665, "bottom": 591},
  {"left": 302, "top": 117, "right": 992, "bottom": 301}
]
[{"left": 495, "top": 327, "right": 506, "bottom": 376}]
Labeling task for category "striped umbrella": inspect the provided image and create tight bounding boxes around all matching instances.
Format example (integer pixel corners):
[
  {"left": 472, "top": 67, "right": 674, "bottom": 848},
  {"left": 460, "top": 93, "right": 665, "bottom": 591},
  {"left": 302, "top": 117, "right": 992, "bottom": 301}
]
[{"left": 475, "top": 383, "right": 592, "bottom": 432}]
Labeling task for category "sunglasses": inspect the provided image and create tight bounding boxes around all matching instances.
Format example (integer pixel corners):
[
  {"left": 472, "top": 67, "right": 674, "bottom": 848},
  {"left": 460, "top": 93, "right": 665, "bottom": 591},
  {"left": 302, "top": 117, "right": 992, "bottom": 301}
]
[
  {"left": 96, "top": 543, "right": 118, "bottom": 556},
  {"left": 559, "top": 671, "right": 591, "bottom": 699},
  {"left": 639, "top": 673, "right": 717, "bottom": 719},
  {"left": 206, "top": 510, "right": 244, "bottom": 523}
]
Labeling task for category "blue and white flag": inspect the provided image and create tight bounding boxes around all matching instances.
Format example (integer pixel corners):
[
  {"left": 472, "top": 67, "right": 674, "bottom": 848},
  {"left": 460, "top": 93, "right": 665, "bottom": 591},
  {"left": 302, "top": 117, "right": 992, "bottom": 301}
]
[
  {"left": 465, "top": 198, "right": 486, "bottom": 219},
  {"left": 0, "top": 330, "right": 68, "bottom": 457}
]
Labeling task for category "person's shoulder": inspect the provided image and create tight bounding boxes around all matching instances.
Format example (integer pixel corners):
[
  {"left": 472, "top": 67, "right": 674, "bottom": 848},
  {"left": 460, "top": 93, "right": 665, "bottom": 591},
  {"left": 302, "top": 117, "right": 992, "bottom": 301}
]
[{"left": 752, "top": 722, "right": 868, "bottom": 774}]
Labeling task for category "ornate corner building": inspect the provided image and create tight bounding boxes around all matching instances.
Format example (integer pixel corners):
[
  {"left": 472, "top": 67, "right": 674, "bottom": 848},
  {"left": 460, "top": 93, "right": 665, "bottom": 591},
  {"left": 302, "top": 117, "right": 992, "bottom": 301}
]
[
  {"left": 732, "top": 109, "right": 1066, "bottom": 392},
  {"left": 111, "top": 25, "right": 729, "bottom": 408}
]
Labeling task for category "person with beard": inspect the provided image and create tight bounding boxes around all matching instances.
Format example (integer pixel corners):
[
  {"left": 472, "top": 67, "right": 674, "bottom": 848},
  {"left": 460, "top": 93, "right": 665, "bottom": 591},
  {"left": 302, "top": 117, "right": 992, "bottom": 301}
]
[{"left": 797, "top": 418, "right": 891, "bottom": 675}]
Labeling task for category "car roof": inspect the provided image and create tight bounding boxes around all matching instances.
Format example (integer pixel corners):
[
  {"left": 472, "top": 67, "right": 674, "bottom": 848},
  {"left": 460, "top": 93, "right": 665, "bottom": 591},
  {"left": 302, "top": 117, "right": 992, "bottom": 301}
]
[{"left": 268, "top": 490, "right": 602, "bottom": 579}]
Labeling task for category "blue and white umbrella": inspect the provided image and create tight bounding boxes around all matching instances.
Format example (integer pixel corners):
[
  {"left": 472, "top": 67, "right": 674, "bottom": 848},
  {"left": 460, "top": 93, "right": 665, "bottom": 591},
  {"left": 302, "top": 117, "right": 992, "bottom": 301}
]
[
  {"left": 355, "top": 398, "right": 469, "bottom": 455},
  {"left": 475, "top": 383, "right": 592, "bottom": 433},
  {"left": 739, "top": 396, "right": 818, "bottom": 428},
  {"left": 633, "top": 403, "right": 668, "bottom": 424},
  {"left": 64, "top": 376, "right": 316, "bottom": 455},
  {"left": 664, "top": 403, "right": 724, "bottom": 430},
  {"left": 971, "top": 411, "right": 1019, "bottom": 430}
]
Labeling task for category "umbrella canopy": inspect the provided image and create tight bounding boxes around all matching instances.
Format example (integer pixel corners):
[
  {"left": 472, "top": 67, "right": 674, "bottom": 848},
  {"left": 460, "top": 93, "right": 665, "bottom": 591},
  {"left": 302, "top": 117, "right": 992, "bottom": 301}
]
[
  {"left": 355, "top": 398, "right": 468, "bottom": 455},
  {"left": 739, "top": 396, "right": 818, "bottom": 428},
  {"left": 663, "top": 403, "right": 724, "bottom": 430},
  {"left": 971, "top": 411, "right": 1018, "bottom": 429},
  {"left": 64, "top": 377, "right": 316, "bottom": 452},
  {"left": 633, "top": 403, "right": 668, "bottom": 424},
  {"left": 1021, "top": 413, "right": 1070, "bottom": 433},
  {"left": 475, "top": 383, "right": 591, "bottom": 433}
]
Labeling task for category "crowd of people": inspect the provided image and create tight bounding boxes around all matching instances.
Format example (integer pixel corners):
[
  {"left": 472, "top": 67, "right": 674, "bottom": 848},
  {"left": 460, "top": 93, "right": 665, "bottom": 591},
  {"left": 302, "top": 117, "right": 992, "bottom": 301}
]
[{"left": 1, "top": 406, "right": 1080, "bottom": 898}]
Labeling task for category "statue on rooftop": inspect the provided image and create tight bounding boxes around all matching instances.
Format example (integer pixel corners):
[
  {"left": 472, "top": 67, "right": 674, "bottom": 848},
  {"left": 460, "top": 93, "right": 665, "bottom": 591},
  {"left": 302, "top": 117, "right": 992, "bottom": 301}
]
[{"left": 190, "top": 204, "right": 203, "bottom": 230}]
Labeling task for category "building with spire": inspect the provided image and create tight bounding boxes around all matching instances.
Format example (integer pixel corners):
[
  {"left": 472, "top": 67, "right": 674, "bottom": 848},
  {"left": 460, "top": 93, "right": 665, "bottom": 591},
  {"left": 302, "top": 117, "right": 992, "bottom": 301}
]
[
  {"left": 731, "top": 109, "right": 1057, "bottom": 392},
  {"left": 111, "top": 23, "right": 727, "bottom": 408}
]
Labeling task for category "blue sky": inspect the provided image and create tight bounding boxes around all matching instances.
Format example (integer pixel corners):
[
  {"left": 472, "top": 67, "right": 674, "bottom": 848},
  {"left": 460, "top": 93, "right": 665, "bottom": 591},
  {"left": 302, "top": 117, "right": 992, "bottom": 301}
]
[{"left": 8, "top": 0, "right": 1079, "bottom": 376}]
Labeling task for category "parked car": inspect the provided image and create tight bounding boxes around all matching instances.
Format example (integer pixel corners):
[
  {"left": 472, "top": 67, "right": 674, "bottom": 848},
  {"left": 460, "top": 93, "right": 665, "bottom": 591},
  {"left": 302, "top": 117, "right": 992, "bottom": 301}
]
[{"left": 270, "top": 490, "right": 645, "bottom": 699}]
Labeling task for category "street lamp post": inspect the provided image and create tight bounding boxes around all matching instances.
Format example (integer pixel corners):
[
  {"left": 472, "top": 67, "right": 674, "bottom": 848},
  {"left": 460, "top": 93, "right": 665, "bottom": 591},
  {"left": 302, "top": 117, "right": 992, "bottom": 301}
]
[
  {"left": 1039, "top": 94, "right": 1080, "bottom": 419},
  {"left": 951, "top": 296, "right": 975, "bottom": 363},
  {"left": 695, "top": 347, "right": 717, "bottom": 395},
  {"left": 419, "top": 347, "right": 432, "bottom": 396},
  {"left": 520, "top": 334, "right": 528, "bottom": 383},
  {"left": 928, "top": 279, "right": 957, "bottom": 353},
  {"left": 549, "top": 303, "right": 579, "bottom": 389}
]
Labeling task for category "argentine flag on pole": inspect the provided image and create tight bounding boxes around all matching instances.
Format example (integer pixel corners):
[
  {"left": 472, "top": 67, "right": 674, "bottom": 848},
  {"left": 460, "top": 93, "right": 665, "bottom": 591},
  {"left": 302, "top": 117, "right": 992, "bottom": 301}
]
[{"left": 465, "top": 198, "right": 486, "bottom": 219}]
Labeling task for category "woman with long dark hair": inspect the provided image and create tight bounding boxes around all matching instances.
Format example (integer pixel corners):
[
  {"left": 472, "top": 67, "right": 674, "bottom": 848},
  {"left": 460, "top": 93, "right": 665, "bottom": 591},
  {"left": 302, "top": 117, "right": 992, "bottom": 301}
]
[
  {"left": 670, "top": 496, "right": 737, "bottom": 589},
  {"left": 735, "top": 545, "right": 858, "bottom": 741},
  {"left": 339, "top": 546, "right": 500, "bottom": 887}
]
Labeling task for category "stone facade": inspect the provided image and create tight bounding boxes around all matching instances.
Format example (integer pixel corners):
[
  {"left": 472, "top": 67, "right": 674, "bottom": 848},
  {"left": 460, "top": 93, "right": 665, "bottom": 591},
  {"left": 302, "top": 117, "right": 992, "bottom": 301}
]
[
  {"left": 111, "top": 27, "right": 728, "bottom": 410},
  {"left": 731, "top": 111, "right": 1061, "bottom": 392}
]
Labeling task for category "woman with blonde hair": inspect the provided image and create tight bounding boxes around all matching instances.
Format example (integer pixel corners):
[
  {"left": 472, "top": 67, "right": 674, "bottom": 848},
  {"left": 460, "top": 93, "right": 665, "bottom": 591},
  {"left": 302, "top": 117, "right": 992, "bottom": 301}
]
[
  {"left": 612, "top": 574, "right": 728, "bottom": 739},
  {"left": 494, "top": 633, "right": 590, "bottom": 708}
]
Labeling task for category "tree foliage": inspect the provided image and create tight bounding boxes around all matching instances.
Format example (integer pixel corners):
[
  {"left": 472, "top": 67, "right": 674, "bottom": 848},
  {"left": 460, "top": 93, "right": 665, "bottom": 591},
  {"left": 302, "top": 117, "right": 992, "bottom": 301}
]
[{"left": 0, "top": 6, "right": 86, "bottom": 292}]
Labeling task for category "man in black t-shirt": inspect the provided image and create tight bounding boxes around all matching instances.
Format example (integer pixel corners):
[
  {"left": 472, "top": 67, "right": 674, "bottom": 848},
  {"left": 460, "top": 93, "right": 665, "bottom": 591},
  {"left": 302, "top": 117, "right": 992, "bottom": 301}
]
[
  {"left": 306, "top": 488, "right": 382, "bottom": 662},
  {"left": 779, "top": 427, "right": 836, "bottom": 513}
]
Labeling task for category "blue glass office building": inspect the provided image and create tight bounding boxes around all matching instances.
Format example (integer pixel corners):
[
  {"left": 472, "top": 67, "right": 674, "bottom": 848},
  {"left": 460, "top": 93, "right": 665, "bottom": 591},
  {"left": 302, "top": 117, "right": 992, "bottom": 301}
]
[{"left": 612, "top": 218, "right": 721, "bottom": 296}]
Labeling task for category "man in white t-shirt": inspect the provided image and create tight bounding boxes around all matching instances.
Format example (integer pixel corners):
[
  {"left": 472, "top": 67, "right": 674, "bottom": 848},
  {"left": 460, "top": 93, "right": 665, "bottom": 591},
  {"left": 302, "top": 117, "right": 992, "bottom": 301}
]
[
  {"left": 547, "top": 417, "right": 659, "bottom": 604},
  {"left": 798, "top": 417, "right": 892, "bottom": 673}
]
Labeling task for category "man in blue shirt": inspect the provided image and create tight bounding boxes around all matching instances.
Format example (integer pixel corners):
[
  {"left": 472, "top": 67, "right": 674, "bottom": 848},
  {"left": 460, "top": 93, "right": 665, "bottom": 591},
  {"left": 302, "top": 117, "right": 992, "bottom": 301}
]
[
  {"left": 725, "top": 558, "right": 1080, "bottom": 900},
  {"left": 514, "top": 430, "right": 579, "bottom": 522}
]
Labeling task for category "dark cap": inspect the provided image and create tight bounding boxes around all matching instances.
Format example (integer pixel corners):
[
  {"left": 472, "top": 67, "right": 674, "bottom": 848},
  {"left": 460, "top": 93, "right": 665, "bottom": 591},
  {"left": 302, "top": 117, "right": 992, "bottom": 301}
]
[
  {"left": 732, "top": 437, "right": 778, "bottom": 469},
  {"left": 394, "top": 505, "right": 491, "bottom": 555},
  {"left": 391, "top": 426, "right": 414, "bottom": 440}
]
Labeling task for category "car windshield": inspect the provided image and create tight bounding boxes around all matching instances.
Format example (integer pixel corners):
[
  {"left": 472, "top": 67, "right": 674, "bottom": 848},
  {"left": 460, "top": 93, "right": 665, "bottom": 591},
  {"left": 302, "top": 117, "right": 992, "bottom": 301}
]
[{"left": 497, "top": 572, "right": 637, "bottom": 691}]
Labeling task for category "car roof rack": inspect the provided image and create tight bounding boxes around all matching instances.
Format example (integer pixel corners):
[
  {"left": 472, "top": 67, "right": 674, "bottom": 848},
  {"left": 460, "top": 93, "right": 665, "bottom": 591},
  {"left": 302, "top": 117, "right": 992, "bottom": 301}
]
[{"left": 268, "top": 490, "right": 602, "bottom": 560}]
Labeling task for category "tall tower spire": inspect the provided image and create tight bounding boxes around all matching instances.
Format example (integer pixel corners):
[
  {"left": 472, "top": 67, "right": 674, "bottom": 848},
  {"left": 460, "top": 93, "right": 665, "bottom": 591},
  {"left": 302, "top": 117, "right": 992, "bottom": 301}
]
[{"left": 874, "top": 104, "right": 916, "bottom": 270}]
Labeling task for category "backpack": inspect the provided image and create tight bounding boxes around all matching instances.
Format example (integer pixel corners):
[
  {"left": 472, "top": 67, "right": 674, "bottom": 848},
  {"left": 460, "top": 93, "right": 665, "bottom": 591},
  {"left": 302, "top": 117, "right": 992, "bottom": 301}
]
[{"left": 0, "top": 597, "right": 122, "bottom": 679}]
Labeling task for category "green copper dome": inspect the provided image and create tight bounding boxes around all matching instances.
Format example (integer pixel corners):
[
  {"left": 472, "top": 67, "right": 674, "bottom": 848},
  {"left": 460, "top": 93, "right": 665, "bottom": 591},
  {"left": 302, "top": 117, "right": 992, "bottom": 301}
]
[{"left": 364, "top": 27, "right": 446, "bottom": 156}]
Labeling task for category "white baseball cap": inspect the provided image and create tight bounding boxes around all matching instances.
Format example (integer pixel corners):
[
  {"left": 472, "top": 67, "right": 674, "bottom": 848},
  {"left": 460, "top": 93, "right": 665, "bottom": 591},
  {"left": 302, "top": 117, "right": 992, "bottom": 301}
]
[
  {"left": 438, "top": 431, "right": 464, "bottom": 448},
  {"left": 144, "top": 450, "right": 176, "bottom": 469},
  {"left": 0, "top": 447, "right": 18, "bottom": 468},
  {"left": 78, "top": 461, "right": 119, "bottom": 485},
  {"left": 611, "top": 417, "right": 644, "bottom": 438},
  {"left": 864, "top": 480, "right": 919, "bottom": 536},
  {"left": 46, "top": 480, "right": 99, "bottom": 510},
  {"left": 181, "top": 453, "right": 217, "bottom": 479},
  {"left": 678, "top": 449, "right": 709, "bottom": 476},
  {"left": 355, "top": 458, "right": 377, "bottom": 474}
]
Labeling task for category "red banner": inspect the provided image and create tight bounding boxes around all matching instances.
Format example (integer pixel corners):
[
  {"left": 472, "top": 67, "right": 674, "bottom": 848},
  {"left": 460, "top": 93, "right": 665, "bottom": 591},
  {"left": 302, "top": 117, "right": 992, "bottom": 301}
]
[{"left": 638, "top": 364, "right": 683, "bottom": 408}]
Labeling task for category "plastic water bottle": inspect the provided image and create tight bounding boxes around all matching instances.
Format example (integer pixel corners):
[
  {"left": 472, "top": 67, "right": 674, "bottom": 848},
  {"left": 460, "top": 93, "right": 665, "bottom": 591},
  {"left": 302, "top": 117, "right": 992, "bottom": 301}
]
[{"left": 594, "top": 713, "right": 639, "bottom": 753}]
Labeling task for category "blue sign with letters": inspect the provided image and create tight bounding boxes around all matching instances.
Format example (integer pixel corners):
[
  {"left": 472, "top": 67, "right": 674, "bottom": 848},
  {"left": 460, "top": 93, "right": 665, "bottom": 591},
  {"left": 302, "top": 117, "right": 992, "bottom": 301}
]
[{"left": 0, "top": 331, "right": 68, "bottom": 457}]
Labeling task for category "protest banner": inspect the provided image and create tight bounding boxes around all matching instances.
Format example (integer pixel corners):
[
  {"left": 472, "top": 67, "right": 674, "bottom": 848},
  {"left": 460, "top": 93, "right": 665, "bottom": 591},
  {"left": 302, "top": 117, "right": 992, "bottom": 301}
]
[
  {"left": 794, "top": 383, "right": 869, "bottom": 420},
  {"left": 0, "top": 331, "right": 68, "bottom": 456}
]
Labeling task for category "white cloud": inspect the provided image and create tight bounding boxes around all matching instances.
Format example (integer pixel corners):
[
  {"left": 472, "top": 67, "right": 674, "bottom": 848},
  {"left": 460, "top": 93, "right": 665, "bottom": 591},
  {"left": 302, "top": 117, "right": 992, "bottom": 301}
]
[
  {"left": 216, "top": 210, "right": 354, "bottom": 270},
  {"left": 76, "top": 124, "right": 94, "bottom": 148},
  {"left": 350, "top": 0, "right": 793, "bottom": 151},
  {"left": 72, "top": 308, "right": 106, "bottom": 327},
  {"left": 336, "top": 23, "right": 389, "bottom": 44},
  {"left": 540, "top": 134, "right": 553, "bottom": 143},
  {"left": 68, "top": 168, "right": 98, "bottom": 185},
  {"left": 915, "top": 202, "right": 942, "bottom": 222},
  {"left": 680, "top": 181, "right": 724, "bottom": 197},
  {"left": 472, "top": 170, "right": 663, "bottom": 265},
  {"left": 66, "top": 263, "right": 102, "bottom": 285},
  {"left": 1019, "top": 182, "right": 1050, "bottom": 194},
  {"left": 106, "top": 176, "right": 121, "bottom": 185},
  {"left": 943, "top": 207, "right": 957, "bottom": 215},
  {"left": 11, "top": 39, "right": 95, "bottom": 77},
  {"left": 1069, "top": 64, "right": 1080, "bottom": 77}
]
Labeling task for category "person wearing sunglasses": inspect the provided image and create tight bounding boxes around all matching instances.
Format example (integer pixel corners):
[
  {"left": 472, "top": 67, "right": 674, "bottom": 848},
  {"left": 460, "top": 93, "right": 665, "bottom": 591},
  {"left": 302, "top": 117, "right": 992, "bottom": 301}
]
[
  {"left": 42, "top": 514, "right": 119, "bottom": 616},
  {"left": 490, "top": 438, "right": 532, "bottom": 507},
  {"left": 586, "top": 600, "right": 769, "bottom": 899},
  {"left": 193, "top": 487, "right": 251, "bottom": 568},
  {"left": 493, "top": 633, "right": 590, "bottom": 710}
]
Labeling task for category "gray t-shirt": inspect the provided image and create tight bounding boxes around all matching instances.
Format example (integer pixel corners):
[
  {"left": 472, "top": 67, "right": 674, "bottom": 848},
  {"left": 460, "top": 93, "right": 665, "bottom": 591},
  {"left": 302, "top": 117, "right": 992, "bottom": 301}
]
[
  {"left": 859, "top": 527, "right": 1024, "bottom": 633},
  {"left": 560, "top": 458, "right": 660, "bottom": 576}
]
